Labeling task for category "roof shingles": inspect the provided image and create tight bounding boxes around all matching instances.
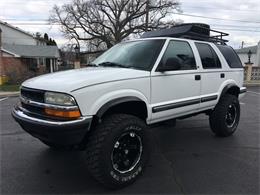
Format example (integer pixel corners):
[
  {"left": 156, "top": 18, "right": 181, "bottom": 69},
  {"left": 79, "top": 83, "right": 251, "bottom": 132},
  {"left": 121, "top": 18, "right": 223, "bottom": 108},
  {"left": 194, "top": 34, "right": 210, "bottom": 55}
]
[
  {"left": 235, "top": 46, "right": 257, "bottom": 54},
  {"left": 2, "top": 44, "right": 60, "bottom": 58}
]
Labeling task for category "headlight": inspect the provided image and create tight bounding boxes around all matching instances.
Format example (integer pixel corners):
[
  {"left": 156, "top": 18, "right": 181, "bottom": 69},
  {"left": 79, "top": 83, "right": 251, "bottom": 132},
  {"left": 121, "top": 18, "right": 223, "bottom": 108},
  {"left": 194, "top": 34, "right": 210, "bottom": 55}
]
[
  {"left": 44, "top": 92, "right": 76, "bottom": 106},
  {"left": 44, "top": 92, "right": 81, "bottom": 119}
]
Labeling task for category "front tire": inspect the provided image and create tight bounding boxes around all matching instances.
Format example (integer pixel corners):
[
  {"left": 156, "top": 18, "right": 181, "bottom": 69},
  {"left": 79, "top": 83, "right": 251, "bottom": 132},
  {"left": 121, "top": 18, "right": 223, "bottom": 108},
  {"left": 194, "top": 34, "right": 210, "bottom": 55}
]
[
  {"left": 209, "top": 94, "right": 240, "bottom": 137},
  {"left": 85, "top": 114, "right": 149, "bottom": 189}
]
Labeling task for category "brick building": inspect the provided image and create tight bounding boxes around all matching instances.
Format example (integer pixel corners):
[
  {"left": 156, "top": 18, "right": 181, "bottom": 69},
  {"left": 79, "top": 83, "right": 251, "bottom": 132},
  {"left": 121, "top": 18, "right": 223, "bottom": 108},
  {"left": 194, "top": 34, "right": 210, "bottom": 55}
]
[{"left": 0, "top": 21, "right": 60, "bottom": 84}]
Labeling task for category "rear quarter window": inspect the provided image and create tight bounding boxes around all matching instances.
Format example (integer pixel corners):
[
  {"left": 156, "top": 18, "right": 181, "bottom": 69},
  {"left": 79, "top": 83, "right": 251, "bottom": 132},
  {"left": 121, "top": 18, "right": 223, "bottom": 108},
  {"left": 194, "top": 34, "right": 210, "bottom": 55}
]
[
  {"left": 217, "top": 45, "right": 243, "bottom": 68},
  {"left": 195, "top": 43, "right": 221, "bottom": 69}
]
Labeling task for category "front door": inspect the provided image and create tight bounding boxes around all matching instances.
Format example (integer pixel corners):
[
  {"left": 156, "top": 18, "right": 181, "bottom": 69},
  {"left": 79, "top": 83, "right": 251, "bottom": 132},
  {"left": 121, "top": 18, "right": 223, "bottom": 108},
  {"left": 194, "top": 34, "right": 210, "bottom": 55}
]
[{"left": 150, "top": 40, "right": 201, "bottom": 123}]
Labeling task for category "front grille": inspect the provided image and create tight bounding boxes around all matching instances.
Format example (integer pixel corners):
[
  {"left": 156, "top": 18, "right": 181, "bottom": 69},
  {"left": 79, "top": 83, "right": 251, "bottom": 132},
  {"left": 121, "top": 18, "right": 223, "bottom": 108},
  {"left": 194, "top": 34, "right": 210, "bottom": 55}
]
[
  {"left": 21, "top": 87, "right": 45, "bottom": 103},
  {"left": 20, "top": 87, "right": 45, "bottom": 116},
  {"left": 21, "top": 102, "right": 44, "bottom": 115},
  {"left": 19, "top": 87, "right": 74, "bottom": 121}
]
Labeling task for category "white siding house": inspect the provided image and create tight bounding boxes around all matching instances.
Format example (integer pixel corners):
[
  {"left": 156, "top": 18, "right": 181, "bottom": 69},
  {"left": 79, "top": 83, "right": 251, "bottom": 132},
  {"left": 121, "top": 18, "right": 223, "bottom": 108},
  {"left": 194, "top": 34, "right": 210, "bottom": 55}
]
[
  {"left": 235, "top": 41, "right": 260, "bottom": 67},
  {"left": 0, "top": 21, "right": 60, "bottom": 84},
  {"left": 0, "top": 21, "right": 42, "bottom": 46}
]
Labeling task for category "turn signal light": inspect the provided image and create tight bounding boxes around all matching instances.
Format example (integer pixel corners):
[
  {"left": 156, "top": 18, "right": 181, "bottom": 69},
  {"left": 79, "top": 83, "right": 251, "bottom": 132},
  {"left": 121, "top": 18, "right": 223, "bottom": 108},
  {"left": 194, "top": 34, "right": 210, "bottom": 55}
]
[{"left": 45, "top": 108, "right": 81, "bottom": 119}]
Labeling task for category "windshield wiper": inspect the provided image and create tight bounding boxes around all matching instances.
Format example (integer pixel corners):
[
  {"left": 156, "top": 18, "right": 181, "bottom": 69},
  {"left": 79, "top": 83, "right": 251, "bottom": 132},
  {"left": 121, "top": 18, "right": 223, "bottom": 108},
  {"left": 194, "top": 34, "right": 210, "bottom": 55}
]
[
  {"left": 87, "top": 63, "right": 99, "bottom": 67},
  {"left": 98, "top": 62, "right": 127, "bottom": 68}
]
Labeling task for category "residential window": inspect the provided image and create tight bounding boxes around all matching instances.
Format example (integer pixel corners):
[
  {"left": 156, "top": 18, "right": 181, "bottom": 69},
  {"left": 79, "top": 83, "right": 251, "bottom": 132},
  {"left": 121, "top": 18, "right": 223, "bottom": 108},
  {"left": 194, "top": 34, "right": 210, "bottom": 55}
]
[
  {"left": 195, "top": 43, "right": 221, "bottom": 69},
  {"left": 25, "top": 58, "right": 38, "bottom": 71},
  {"left": 157, "top": 40, "right": 196, "bottom": 71},
  {"left": 39, "top": 58, "right": 45, "bottom": 66}
]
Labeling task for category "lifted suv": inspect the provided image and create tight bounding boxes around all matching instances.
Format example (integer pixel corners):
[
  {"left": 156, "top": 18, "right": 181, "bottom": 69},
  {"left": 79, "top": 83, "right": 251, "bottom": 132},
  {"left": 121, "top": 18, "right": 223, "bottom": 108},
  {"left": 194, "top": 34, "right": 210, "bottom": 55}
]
[{"left": 12, "top": 23, "right": 246, "bottom": 188}]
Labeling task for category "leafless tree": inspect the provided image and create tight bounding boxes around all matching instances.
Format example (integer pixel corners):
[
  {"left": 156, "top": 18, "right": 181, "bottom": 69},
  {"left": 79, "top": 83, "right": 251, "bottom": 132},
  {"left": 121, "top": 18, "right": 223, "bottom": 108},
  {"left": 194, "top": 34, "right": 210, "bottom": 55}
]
[{"left": 50, "top": 0, "right": 181, "bottom": 50}]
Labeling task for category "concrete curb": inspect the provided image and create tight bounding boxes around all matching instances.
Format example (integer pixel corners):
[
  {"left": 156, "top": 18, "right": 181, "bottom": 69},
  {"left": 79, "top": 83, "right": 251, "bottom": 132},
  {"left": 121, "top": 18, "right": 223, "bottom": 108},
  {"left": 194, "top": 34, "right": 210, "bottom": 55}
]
[
  {"left": 244, "top": 83, "right": 260, "bottom": 87},
  {"left": 0, "top": 91, "right": 19, "bottom": 98}
]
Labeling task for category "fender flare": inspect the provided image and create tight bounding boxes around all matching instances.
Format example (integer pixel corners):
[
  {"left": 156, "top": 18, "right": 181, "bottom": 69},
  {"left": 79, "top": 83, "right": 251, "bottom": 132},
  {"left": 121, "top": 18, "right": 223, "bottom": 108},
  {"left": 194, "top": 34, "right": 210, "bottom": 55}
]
[
  {"left": 220, "top": 83, "right": 240, "bottom": 98},
  {"left": 96, "top": 96, "right": 144, "bottom": 118}
]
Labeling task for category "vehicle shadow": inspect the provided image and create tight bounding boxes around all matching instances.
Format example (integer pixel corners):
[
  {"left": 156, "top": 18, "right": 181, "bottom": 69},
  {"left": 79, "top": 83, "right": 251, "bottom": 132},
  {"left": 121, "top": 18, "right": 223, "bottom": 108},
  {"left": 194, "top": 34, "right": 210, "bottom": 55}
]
[
  {"left": 23, "top": 118, "right": 219, "bottom": 194},
  {"left": 29, "top": 148, "right": 109, "bottom": 194}
]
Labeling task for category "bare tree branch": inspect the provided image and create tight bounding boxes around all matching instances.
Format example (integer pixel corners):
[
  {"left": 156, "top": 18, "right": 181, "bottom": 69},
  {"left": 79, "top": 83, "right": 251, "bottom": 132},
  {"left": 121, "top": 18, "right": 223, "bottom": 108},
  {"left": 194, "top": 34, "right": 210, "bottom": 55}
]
[{"left": 50, "top": 0, "right": 181, "bottom": 50}]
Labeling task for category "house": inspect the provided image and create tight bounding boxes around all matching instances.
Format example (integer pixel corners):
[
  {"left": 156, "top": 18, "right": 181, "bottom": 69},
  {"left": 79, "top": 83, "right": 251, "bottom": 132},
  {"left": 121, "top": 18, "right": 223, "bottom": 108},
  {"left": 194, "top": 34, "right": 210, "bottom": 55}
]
[
  {"left": 0, "top": 21, "right": 60, "bottom": 84},
  {"left": 235, "top": 41, "right": 260, "bottom": 66},
  {"left": 80, "top": 50, "right": 104, "bottom": 67}
]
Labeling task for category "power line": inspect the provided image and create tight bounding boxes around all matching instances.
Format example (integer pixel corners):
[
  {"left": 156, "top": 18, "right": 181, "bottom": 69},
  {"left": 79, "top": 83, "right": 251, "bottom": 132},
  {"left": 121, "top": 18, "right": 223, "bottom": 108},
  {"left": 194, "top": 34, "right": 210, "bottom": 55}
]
[
  {"left": 3, "top": 19, "right": 260, "bottom": 29},
  {"left": 0, "top": 0, "right": 71, "bottom": 4},
  {"left": 6, "top": 20, "right": 260, "bottom": 29},
  {"left": 183, "top": 5, "right": 260, "bottom": 12},
  {"left": 209, "top": 24, "right": 260, "bottom": 28},
  {"left": 2, "top": 22, "right": 55, "bottom": 25},
  {"left": 4, "top": 23, "right": 260, "bottom": 33},
  {"left": 6, "top": 13, "right": 260, "bottom": 24},
  {"left": 4, "top": 19, "right": 260, "bottom": 27},
  {"left": 5, "top": 23, "right": 260, "bottom": 33},
  {"left": 213, "top": 28, "right": 260, "bottom": 33},
  {"left": 2, "top": 18, "right": 49, "bottom": 21},
  {"left": 2, "top": 4, "right": 260, "bottom": 24},
  {"left": 174, "top": 13, "right": 260, "bottom": 24}
]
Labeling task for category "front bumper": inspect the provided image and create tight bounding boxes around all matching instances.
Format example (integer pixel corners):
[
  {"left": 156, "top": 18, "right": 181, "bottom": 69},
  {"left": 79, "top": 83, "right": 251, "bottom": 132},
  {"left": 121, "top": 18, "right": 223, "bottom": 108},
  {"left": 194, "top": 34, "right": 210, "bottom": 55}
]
[
  {"left": 12, "top": 106, "right": 92, "bottom": 146},
  {"left": 239, "top": 87, "right": 247, "bottom": 99}
]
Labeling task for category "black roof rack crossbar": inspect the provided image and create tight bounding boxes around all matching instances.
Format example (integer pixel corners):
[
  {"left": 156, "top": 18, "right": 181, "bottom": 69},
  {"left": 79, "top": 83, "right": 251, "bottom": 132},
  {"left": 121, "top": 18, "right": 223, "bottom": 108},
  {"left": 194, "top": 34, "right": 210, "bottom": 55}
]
[{"left": 141, "top": 23, "right": 229, "bottom": 45}]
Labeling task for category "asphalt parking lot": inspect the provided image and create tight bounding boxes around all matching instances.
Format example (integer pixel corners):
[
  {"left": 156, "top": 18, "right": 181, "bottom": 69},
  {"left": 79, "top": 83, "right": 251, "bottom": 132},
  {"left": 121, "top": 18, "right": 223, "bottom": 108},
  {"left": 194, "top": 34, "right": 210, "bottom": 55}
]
[{"left": 0, "top": 87, "right": 259, "bottom": 194}]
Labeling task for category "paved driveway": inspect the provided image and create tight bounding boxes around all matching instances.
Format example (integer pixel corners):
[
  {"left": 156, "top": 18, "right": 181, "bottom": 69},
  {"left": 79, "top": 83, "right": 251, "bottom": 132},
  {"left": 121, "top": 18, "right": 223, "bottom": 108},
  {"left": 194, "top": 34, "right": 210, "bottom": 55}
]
[{"left": 0, "top": 87, "right": 259, "bottom": 194}]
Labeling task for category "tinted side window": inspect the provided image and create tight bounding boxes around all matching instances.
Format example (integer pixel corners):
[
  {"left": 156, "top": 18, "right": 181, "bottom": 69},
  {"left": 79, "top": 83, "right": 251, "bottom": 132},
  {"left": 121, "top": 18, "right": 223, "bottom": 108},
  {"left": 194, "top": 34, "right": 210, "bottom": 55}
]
[
  {"left": 195, "top": 43, "right": 221, "bottom": 69},
  {"left": 158, "top": 40, "right": 196, "bottom": 71},
  {"left": 217, "top": 45, "right": 243, "bottom": 68}
]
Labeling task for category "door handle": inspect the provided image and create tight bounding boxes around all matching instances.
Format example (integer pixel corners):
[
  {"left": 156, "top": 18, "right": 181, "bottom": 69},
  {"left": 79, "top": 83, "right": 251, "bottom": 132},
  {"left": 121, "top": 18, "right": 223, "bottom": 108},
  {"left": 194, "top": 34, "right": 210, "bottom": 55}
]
[
  {"left": 220, "top": 73, "right": 225, "bottom": 78},
  {"left": 195, "top": 75, "right": 201, "bottom": 80}
]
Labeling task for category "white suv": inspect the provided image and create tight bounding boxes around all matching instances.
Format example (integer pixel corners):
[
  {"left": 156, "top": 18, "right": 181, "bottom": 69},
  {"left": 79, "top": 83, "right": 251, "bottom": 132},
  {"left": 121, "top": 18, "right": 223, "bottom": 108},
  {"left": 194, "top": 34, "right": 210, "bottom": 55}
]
[{"left": 12, "top": 23, "right": 246, "bottom": 188}]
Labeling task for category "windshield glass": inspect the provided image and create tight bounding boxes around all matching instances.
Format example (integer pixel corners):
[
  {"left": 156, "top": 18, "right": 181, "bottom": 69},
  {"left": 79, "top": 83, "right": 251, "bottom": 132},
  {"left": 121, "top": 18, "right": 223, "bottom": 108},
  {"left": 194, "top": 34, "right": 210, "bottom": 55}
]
[{"left": 92, "top": 39, "right": 165, "bottom": 71}]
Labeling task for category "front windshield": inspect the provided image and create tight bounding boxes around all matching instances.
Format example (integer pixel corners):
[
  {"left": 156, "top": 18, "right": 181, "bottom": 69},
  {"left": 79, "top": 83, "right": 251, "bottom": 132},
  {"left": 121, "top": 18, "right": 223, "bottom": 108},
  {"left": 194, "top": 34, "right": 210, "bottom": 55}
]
[{"left": 92, "top": 39, "right": 165, "bottom": 71}]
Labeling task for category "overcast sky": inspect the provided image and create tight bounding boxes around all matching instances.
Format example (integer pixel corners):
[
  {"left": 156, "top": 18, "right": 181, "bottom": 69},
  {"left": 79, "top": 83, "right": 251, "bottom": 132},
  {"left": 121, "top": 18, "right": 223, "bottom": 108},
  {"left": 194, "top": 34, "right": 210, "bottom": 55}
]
[{"left": 0, "top": 0, "right": 260, "bottom": 49}]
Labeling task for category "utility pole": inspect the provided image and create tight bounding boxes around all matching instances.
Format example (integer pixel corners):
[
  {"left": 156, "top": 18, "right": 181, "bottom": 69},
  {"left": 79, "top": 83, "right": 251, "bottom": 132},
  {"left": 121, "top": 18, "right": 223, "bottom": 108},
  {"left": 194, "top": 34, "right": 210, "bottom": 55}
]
[
  {"left": 241, "top": 41, "right": 244, "bottom": 49},
  {"left": 145, "top": 0, "right": 149, "bottom": 31}
]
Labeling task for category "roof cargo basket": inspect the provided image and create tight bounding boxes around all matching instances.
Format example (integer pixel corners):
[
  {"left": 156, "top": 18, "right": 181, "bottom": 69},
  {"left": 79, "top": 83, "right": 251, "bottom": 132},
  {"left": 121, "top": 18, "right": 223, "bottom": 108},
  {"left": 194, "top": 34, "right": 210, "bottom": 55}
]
[{"left": 141, "top": 23, "right": 229, "bottom": 45}]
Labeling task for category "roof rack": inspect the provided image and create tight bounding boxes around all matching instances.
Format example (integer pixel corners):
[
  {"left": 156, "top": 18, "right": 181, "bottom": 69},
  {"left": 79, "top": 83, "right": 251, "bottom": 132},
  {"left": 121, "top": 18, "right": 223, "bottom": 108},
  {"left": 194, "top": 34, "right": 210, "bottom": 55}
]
[{"left": 141, "top": 23, "right": 229, "bottom": 45}]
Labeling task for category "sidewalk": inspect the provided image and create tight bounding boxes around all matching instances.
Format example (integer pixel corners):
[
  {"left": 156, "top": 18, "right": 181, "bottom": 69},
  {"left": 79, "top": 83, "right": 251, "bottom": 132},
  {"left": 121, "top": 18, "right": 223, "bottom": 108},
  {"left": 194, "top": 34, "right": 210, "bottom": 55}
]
[
  {"left": 0, "top": 91, "right": 19, "bottom": 98},
  {"left": 244, "top": 81, "right": 260, "bottom": 87}
]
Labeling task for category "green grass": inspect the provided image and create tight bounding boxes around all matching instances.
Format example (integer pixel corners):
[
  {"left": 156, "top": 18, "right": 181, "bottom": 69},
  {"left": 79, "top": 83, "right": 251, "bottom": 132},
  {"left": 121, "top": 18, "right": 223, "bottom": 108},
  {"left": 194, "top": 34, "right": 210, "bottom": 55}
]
[{"left": 0, "top": 84, "right": 20, "bottom": 92}]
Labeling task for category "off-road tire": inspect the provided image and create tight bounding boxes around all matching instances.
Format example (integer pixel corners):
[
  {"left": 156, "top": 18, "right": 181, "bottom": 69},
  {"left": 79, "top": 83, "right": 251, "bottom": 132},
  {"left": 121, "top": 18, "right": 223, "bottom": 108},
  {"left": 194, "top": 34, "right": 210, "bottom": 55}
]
[
  {"left": 85, "top": 114, "right": 149, "bottom": 189},
  {"left": 209, "top": 94, "right": 240, "bottom": 137}
]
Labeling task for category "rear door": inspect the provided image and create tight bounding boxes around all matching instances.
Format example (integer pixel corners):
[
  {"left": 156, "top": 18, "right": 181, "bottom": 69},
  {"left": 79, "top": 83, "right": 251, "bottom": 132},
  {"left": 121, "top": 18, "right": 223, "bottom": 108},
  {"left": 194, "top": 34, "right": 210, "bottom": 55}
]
[
  {"left": 150, "top": 39, "right": 201, "bottom": 123},
  {"left": 194, "top": 42, "right": 223, "bottom": 110}
]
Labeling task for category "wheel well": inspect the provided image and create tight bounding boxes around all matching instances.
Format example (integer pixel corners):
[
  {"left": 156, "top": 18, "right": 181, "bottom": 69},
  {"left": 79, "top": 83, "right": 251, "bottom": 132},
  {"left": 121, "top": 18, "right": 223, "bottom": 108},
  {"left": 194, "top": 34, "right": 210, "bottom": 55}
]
[
  {"left": 225, "top": 86, "right": 240, "bottom": 97},
  {"left": 99, "top": 101, "right": 148, "bottom": 121},
  {"left": 80, "top": 100, "right": 148, "bottom": 148}
]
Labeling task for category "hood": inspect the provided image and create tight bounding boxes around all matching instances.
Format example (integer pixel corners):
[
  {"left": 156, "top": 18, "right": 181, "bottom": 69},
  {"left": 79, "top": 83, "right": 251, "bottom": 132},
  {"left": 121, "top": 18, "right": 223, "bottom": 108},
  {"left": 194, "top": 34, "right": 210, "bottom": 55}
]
[{"left": 22, "top": 67, "right": 150, "bottom": 93}]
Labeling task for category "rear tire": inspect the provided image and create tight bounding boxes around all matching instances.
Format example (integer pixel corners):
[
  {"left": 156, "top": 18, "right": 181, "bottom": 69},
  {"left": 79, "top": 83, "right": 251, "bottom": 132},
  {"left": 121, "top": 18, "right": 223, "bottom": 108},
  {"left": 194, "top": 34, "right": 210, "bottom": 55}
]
[
  {"left": 85, "top": 114, "right": 149, "bottom": 189},
  {"left": 209, "top": 94, "right": 240, "bottom": 137}
]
